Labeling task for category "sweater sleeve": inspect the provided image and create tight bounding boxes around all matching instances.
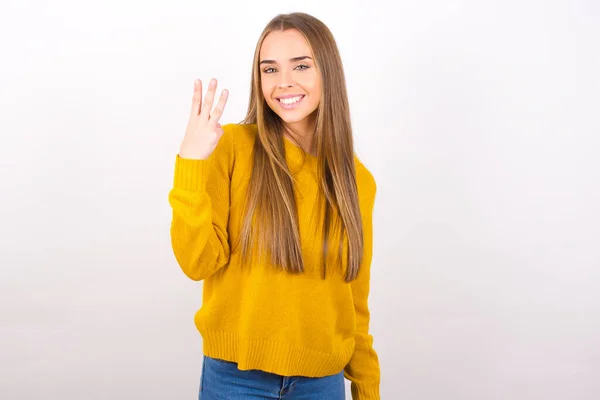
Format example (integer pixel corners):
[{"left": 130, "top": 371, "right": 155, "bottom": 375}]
[
  {"left": 168, "top": 124, "right": 235, "bottom": 281},
  {"left": 344, "top": 184, "right": 381, "bottom": 400}
]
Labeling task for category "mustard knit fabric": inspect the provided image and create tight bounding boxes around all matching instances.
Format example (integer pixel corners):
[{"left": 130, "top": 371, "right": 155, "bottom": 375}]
[{"left": 168, "top": 123, "right": 380, "bottom": 399}]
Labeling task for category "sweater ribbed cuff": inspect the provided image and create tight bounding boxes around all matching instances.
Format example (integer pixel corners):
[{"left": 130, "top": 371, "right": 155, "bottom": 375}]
[
  {"left": 351, "top": 381, "right": 380, "bottom": 400},
  {"left": 173, "top": 155, "right": 208, "bottom": 191}
]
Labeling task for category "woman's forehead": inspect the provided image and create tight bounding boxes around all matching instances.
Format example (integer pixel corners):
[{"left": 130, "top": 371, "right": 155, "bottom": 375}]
[{"left": 260, "top": 30, "right": 313, "bottom": 61}]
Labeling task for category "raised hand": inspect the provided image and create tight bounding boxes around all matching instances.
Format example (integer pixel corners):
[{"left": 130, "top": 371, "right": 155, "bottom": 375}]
[{"left": 179, "top": 78, "right": 229, "bottom": 160}]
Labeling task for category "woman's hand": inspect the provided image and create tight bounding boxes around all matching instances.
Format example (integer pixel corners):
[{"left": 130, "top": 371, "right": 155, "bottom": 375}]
[{"left": 179, "top": 78, "right": 229, "bottom": 160}]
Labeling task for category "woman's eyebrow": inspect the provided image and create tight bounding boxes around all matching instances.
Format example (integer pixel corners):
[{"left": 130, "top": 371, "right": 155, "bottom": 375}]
[{"left": 259, "top": 56, "right": 312, "bottom": 65}]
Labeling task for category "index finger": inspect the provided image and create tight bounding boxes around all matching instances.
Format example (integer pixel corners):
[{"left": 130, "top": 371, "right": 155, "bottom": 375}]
[{"left": 209, "top": 89, "right": 229, "bottom": 126}]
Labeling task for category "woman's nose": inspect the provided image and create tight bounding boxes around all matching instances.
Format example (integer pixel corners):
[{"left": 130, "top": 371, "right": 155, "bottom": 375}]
[{"left": 277, "top": 69, "right": 294, "bottom": 88}]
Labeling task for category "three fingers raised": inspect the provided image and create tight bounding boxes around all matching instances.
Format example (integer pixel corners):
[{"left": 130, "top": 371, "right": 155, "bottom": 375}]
[{"left": 191, "top": 78, "right": 229, "bottom": 126}]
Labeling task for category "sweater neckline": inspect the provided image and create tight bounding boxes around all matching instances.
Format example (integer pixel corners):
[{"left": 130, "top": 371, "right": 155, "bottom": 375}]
[{"left": 283, "top": 135, "right": 317, "bottom": 170}]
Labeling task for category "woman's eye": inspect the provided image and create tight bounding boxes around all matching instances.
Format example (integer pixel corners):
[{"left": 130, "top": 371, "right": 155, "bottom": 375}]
[{"left": 262, "top": 65, "right": 309, "bottom": 74}]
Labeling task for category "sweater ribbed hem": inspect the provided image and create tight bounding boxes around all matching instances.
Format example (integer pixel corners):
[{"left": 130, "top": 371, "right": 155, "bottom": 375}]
[
  {"left": 351, "top": 381, "right": 381, "bottom": 400},
  {"left": 173, "top": 155, "right": 208, "bottom": 191},
  {"left": 201, "top": 330, "right": 355, "bottom": 378}
]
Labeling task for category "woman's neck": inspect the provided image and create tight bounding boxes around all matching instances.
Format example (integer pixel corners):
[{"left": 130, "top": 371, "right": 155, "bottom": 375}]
[{"left": 283, "top": 116, "right": 316, "bottom": 155}]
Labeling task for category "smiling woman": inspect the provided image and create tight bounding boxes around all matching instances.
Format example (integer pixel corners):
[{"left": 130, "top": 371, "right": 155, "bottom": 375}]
[{"left": 169, "top": 12, "right": 381, "bottom": 400}]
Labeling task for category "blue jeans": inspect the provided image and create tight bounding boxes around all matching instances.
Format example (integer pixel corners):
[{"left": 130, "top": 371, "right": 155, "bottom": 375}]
[{"left": 199, "top": 355, "right": 346, "bottom": 399}]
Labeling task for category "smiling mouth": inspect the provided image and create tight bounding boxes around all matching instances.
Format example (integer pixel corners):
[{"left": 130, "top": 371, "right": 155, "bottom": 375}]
[{"left": 276, "top": 95, "right": 305, "bottom": 108}]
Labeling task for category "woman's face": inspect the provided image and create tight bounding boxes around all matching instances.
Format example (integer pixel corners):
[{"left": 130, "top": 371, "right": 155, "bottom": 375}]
[{"left": 259, "top": 29, "right": 322, "bottom": 134}]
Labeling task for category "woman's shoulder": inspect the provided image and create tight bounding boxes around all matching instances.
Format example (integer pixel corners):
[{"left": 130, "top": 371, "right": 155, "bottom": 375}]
[
  {"left": 221, "top": 123, "right": 258, "bottom": 149},
  {"left": 353, "top": 155, "right": 377, "bottom": 206},
  {"left": 207, "top": 123, "right": 257, "bottom": 164},
  {"left": 354, "top": 156, "right": 376, "bottom": 188}
]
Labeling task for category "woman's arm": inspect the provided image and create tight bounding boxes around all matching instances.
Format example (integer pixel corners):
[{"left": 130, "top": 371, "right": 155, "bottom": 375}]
[
  {"left": 168, "top": 123, "right": 235, "bottom": 281},
  {"left": 344, "top": 183, "right": 381, "bottom": 400}
]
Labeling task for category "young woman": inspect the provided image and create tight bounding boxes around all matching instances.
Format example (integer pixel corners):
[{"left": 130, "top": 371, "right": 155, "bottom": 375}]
[{"left": 169, "top": 12, "right": 381, "bottom": 400}]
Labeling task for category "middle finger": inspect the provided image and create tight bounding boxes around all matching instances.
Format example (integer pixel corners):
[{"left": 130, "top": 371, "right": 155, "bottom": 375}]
[{"left": 200, "top": 78, "right": 218, "bottom": 120}]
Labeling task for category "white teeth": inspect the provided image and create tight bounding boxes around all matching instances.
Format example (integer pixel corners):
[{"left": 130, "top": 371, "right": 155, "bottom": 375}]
[{"left": 279, "top": 96, "right": 303, "bottom": 105}]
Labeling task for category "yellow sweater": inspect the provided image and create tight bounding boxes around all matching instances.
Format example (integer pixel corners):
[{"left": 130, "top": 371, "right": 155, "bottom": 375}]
[{"left": 168, "top": 123, "right": 380, "bottom": 399}]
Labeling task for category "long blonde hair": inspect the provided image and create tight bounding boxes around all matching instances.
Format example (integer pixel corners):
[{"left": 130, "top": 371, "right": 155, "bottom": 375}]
[{"left": 239, "top": 12, "right": 363, "bottom": 282}]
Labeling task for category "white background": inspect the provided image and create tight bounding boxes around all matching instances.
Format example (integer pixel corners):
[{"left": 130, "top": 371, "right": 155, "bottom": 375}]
[{"left": 1, "top": 0, "right": 599, "bottom": 399}]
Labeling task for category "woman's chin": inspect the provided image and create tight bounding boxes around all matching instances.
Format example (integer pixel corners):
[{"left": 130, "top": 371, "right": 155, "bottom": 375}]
[
  {"left": 277, "top": 113, "right": 306, "bottom": 125},
  {"left": 268, "top": 105, "right": 317, "bottom": 127}
]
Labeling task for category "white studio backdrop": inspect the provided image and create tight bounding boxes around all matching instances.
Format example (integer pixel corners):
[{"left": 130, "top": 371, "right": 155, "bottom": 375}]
[{"left": 1, "top": 0, "right": 599, "bottom": 399}]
